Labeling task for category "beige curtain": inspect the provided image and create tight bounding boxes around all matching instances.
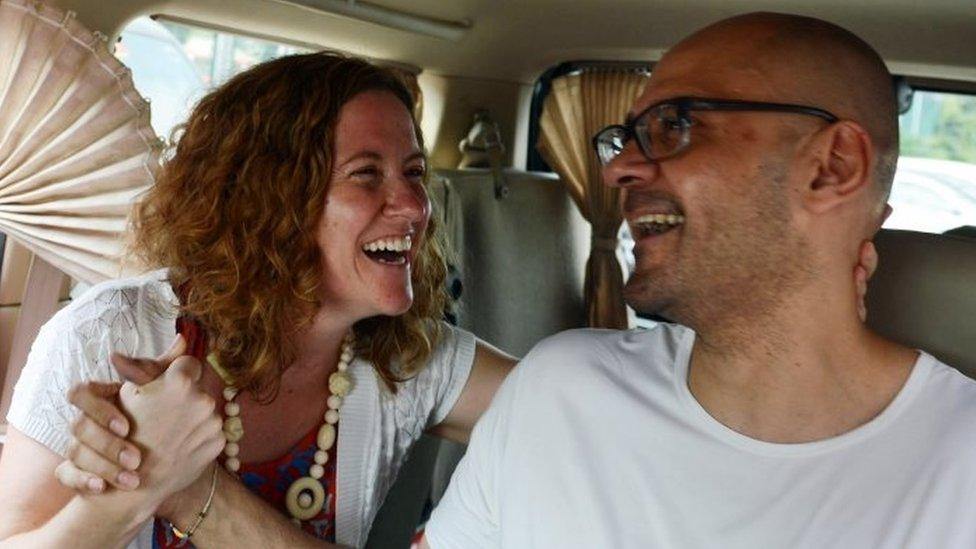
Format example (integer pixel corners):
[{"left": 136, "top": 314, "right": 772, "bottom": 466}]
[
  {"left": 0, "top": 0, "right": 160, "bottom": 285},
  {"left": 537, "top": 69, "right": 648, "bottom": 328}
]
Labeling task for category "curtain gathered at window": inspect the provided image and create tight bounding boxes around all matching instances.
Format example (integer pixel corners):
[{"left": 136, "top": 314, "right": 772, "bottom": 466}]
[
  {"left": 0, "top": 0, "right": 161, "bottom": 421},
  {"left": 537, "top": 68, "right": 648, "bottom": 329},
  {"left": 0, "top": 0, "right": 160, "bottom": 285}
]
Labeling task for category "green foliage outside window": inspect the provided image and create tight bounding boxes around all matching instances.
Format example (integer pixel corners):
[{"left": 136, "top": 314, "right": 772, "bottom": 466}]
[{"left": 900, "top": 91, "right": 976, "bottom": 163}]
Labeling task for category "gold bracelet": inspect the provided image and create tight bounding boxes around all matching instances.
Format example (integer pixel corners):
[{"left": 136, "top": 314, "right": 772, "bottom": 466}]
[{"left": 172, "top": 463, "right": 219, "bottom": 540}]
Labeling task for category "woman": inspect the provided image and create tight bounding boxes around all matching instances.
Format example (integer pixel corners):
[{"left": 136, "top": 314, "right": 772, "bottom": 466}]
[{"left": 0, "top": 51, "right": 513, "bottom": 548}]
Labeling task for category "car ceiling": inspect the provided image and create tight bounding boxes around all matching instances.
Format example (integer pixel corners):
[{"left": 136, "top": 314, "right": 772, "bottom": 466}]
[{"left": 55, "top": 0, "right": 976, "bottom": 83}]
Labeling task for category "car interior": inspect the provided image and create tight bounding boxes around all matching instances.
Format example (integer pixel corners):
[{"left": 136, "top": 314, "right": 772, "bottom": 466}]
[{"left": 0, "top": 0, "right": 973, "bottom": 547}]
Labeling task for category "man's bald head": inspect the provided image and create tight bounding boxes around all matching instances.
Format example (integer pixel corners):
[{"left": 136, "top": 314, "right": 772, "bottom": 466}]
[{"left": 657, "top": 12, "right": 898, "bottom": 212}]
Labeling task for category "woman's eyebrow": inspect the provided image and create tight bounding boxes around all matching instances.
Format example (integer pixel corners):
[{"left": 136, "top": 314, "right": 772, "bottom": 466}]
[
  {"left": 404, "top": 151, "right": 426, "bottom": 164},
  {"left": 339, "top": 151, "right": 426, "bottom": 167},
  {"left": 338, "top": 151, "right": 383, "bottom": 167}
]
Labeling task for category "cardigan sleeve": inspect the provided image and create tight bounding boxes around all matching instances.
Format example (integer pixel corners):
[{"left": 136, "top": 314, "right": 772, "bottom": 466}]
[
  {"left": 425, "top": 322, "right": 477, "bottom": 427},
  {"left": 7, "top": 273, "right": 176, "bottom": 457}
]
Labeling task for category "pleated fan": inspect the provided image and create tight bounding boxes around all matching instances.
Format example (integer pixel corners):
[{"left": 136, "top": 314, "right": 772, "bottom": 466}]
[{"left": 0, "top": 0, "right": 162, "bottom": 284}]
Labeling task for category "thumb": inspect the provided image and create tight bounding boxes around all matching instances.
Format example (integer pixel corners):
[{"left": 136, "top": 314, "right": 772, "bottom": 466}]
[
  {"left": 111, "top": 353, "right": 167, "bottom": 385},
  {"left": 110, "top": 335, "right": 186, "bottom": 384},
  {"left": 166, "top": 356, "right": 203, "bottom": 384},
  {"left": 157, "top": 334, "right": 187, "bottom": 364}
]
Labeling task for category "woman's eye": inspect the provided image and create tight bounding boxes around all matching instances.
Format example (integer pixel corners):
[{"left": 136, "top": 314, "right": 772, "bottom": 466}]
[
  {"left": 405, "top": 165, "right": 426, "bottom": 180},
  {"left": 350, "top": 166, "right": 380, "bottom": 179}
]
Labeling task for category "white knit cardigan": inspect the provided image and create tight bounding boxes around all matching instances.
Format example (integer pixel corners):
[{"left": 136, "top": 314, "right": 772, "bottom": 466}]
[{"left": 8, "top": 270, "right": 475, "bottom": 548}]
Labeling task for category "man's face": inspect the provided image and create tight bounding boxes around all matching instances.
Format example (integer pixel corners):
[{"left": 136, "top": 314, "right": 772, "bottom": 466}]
[{"left": 604, "top": 46, "right": 814, "bottom": 327}]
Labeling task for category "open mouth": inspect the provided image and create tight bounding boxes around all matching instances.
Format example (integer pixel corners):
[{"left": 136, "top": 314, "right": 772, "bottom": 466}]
[
  {"left": 630, "top": 213, "right": 685, "bottom": 238},
  {"left": 362, "top": 235, "right": 412, "bottom": 265}
]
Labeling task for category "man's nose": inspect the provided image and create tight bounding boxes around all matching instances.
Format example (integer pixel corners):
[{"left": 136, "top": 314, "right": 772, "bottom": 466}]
[{"left": 601, "top": 139, "right": 660, "bottom": 188}]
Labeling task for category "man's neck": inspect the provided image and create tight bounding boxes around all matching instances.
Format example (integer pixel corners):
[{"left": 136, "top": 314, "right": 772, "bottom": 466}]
[{"left": 686, "top": 290, "right": 917, "bottom": 444}]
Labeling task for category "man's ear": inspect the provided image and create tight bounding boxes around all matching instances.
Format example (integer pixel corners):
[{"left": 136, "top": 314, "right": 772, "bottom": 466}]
[{"left": 805, "top": 121, "right": 874, "bottom": 214}]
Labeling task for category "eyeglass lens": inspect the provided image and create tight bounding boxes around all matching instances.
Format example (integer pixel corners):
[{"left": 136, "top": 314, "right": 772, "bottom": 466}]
[{"left": 596, "top": 103, "right": 689, "bottom": 165}]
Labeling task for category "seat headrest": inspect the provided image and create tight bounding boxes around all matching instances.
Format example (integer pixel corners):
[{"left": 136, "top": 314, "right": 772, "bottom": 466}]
[{"left": 866, "top": 229, "right": 976, "bottom": 379}]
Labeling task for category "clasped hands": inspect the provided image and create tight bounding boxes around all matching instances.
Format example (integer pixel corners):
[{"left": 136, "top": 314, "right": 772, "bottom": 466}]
[{"left": 58, "top": 335, "right": 225, "bottom": 519}]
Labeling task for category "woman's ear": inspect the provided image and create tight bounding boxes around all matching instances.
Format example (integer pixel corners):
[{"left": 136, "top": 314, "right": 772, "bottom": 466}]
[{"left": 805, "top": 121, "right": 874, "bottom": 214}]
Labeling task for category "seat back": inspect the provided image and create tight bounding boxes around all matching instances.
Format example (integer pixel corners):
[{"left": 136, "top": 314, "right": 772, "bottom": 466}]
[
  {"left": 866, "top": 229, "right": 976, "bottom": 378},
  {"left": 366, "top": 169, "right": 589, "bottom": 547}
]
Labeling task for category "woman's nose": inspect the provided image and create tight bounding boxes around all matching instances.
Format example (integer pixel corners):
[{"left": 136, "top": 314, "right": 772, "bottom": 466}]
[{"left": 385, "top": 178, "right": 430, "bottom": 221}]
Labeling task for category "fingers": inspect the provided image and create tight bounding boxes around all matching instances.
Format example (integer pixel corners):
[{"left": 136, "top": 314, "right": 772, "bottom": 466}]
[
  {"left": 69, "top": 412, "right": 142, "bottom": 471},
  {"left": 110, "top": 335, "right": 184, "bottom": 384},
  {"left": 166, "top": 355, "right": 203, "bottom": 384},
  {"left": 55, "top": 460, "right": 107, "bottom": 495},
  {"left": 64, "top": 437, "right": 140, "bottom": 490},
  {"left": 854, "top": 239, "right": 878, "bottom": 323},
  {"left": 157, "top": 334, "right": 187, "bottom": 364},
  {"left": 858, "top": 240, "right": 879, "bottom": 280},
  {"left": 855, "top": 265, "right": 869, "bottom": 322},
  {"left": 187, "top": 415, "right": 225, "bottom": 460},
  {"left": 112, "top": 354, "right": 167, "bottom": 385},
  {"left": 67, "top": 382, "right": 128, "bottom": 437}
]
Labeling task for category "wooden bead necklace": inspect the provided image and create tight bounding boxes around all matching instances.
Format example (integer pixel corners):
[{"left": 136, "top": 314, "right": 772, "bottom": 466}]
[{"left": 216, "top": 332, "right": 355, "bottom": 523}]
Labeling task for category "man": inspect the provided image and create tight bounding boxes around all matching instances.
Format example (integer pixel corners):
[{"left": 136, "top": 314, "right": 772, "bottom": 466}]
[{"left": 423, "top": 12, "right": 976, "bottom": 548}]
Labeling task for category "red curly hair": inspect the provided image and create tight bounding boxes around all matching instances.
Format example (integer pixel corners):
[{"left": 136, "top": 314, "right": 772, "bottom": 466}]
[{"left": 131, "top": 52, "right": 447, "bottom": 399}]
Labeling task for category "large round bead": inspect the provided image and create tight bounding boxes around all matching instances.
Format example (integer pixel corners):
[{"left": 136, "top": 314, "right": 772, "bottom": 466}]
[
  {"left": 328, "top": 372, "right": 353, "bottom": 397},
  {"left": 327, "top": 395, "right": 343, "bottom": 410},
  {"left": 317, "top": 424, "right": 336, "bottom": 450},
  {"left": 285, "top": 477, "right": 325, "bottom": 521},
  {"left": 223, "top": 416, "right": 244, "bottom": 442}
]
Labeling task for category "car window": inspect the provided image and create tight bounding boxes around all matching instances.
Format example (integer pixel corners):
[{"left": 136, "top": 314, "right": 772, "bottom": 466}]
[
  {"left": 116, "top": 17, "right": 310, "bottom": 141},
  {"left": 888, "top": 90, "right": 976, "bottom": 233}
]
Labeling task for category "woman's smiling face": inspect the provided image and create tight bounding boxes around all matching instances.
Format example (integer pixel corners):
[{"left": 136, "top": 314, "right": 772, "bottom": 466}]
[{"left": 316, "top": 89, "right": 430, "bottom": 321}]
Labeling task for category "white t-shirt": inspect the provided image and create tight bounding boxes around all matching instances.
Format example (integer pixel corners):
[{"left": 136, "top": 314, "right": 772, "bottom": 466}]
[
  {"left": 426, "top": 323, "right": 976, "bottom": 549},
  {"left": 8, "top": 270, "right": 476, "bottom": 548}
]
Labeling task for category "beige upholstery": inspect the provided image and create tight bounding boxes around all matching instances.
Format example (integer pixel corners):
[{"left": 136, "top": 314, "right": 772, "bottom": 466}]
[
  {"left": 438, "top": 168, "right": 590, "bottom": 356},
  {"left": 866, "top": 229, "right": 976, "bottom": 379}
]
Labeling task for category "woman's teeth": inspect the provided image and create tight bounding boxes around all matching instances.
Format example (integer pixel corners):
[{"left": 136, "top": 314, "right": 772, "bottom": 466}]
[
  {"left": 363, "top": 235, "right": 412, "bottom": 253},
  {"left": 362, "top": 235, "right": 412, "bottom": 265}
]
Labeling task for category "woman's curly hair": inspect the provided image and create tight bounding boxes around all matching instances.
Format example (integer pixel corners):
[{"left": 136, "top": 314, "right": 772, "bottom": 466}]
[{"left": 131, "top": 51, "right": 447, "bottom": 399}]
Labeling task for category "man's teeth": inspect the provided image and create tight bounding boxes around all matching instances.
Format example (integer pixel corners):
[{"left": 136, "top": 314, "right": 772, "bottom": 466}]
[
  {"left": 362, "top": 235, "right": 412, "bottom": 253},
  {"left": 633, "top": 213, "right": 685, "bottom": 225}
]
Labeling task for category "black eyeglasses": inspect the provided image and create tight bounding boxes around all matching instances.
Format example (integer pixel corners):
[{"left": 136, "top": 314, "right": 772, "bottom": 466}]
[{"left": 592, "top": 96, "right": 839, "bottom": 165}]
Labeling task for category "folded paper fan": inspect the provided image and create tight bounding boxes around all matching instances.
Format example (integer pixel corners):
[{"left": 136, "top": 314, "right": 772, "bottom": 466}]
[{"left": 0, "top": 0, "right": 163, "bottom": 284}]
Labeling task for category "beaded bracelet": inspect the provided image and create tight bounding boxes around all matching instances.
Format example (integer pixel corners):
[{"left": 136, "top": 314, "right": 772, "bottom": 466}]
[{"left": 172, "top": 463, "right": 219, "bottom": 540}]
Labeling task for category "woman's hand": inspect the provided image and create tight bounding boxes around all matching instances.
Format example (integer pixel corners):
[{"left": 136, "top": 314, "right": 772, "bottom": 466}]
[
  {"left": 56, "top": 336, "right": 185, "bottom": 493},
  {"left": 117, "top": 355, "right": 224, "bottom": 504},
  {"left": 855, "top": 239, "right": 879, "bottom": 322}
]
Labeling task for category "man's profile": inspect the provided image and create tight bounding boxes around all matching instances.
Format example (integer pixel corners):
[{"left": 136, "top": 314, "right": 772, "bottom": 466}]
[{"left": 424, "top": 12, "right": 976, "bottom": 548}]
